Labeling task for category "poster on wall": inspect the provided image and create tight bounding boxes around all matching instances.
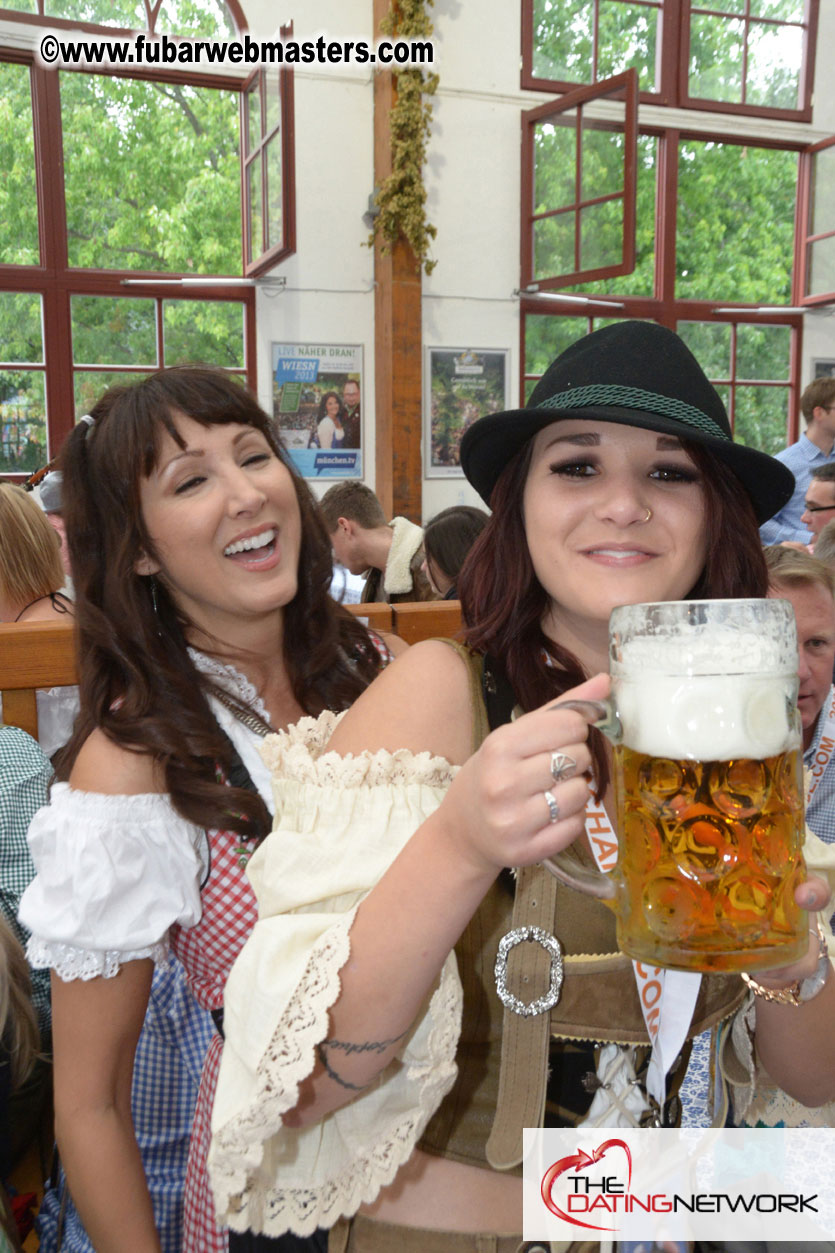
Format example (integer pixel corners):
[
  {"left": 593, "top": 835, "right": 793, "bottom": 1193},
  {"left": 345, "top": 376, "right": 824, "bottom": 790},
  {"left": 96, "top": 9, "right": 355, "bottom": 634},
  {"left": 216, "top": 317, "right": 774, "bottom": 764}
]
[
  {"left": 272, "top": 342, "right": 363, "bottom": 479},
  {"left": 814, "top": 359, "right": 835, "bottom": 379},
  {"left": 425, "top": 347, "right": 508, "bottom": 477}
]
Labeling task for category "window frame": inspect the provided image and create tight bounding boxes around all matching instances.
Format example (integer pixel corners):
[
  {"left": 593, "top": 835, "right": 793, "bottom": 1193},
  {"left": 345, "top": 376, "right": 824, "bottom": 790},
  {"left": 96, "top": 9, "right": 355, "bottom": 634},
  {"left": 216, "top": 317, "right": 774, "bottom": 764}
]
[
  {"left": 0, "top": 4, "right": 280, "bottom": 473},
  {"left": 520, "top": 118, "right": 809, "bottom": 444},
  {"left": 241, "top": 57, "right": 296, "bottom": 277},
  {"left": 680, "top": 0, "right": 818, "bottom": 123},
  {"left": 521, "top": 0, "right": 674, "bottom": 104},
  {"left": 521, "top": 0, "right": 819, "bottom": 123},
  {"left": 521, "top": 69, "right": 639, "bottom": 292},
  {"left": 795, "top": 134, "right": 835, "bottom": 308}
]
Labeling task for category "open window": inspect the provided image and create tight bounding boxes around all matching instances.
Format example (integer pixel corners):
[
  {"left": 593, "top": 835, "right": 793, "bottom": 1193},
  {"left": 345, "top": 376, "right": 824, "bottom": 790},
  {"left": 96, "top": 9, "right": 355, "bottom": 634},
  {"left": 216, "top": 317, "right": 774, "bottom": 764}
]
[
  {"left": 242, "top": 57, "right": 296, "bottom": 276},
  {"left": 521, "top": 70, "right": 638, "bottom": 292},
  {"left": 796, "top": 135, "right": 835, "bottom": 308}
]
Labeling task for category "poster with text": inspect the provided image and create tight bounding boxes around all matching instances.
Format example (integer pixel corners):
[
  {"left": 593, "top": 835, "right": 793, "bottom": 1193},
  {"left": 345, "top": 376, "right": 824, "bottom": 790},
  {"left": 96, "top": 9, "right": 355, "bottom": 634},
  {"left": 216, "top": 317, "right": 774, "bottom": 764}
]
[
  {"left": 425, "top": 347, "right": 508, "bottom": 477},
  {"left": 272, "top": 342, "right": 363, "bottom": 479}
]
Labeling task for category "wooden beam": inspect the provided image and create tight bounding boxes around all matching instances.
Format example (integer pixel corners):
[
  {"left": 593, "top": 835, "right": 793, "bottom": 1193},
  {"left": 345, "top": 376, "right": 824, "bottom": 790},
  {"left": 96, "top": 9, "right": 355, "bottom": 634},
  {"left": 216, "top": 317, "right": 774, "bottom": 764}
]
[{"left": 373, "top": 0, "right": 423, "bottom": 525}]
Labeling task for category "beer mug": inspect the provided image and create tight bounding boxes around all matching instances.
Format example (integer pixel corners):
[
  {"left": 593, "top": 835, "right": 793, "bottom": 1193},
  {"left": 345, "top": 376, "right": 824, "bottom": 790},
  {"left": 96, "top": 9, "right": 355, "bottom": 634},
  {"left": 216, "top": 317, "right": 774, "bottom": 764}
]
[{"left": 544, "top": 599, "right": 809, "bottom": 973}]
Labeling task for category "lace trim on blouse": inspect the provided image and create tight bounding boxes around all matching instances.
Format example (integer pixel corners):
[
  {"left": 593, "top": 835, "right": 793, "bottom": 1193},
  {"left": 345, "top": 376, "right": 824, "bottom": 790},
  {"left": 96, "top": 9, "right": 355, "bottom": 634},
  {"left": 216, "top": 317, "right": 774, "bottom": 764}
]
[
  {"left": 189, "top": 647, "right": 271, "bottom": 723},
  {"left": 26, "top": 937, "right": 170, "bottom": 982},
  {"left": 259, "top": 710, "right": 459, "bottom": 789}
]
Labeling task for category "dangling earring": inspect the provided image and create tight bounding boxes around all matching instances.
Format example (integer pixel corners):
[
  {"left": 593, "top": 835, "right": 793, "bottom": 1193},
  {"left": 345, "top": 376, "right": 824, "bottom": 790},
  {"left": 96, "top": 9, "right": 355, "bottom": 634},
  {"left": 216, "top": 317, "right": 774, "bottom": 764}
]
[{"left": 149, "top": 576, "right": 164, "bottom": 638}]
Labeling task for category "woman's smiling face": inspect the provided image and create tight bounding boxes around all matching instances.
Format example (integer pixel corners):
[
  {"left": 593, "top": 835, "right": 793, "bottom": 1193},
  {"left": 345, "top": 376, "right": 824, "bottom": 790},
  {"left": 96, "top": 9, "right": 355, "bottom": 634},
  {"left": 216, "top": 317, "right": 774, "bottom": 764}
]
[
  {"left": 136, "top": 413, "right": 302, "bottom": 640},
  {"left": 523, "top": 420, "right": 708, "bottom": 645}
]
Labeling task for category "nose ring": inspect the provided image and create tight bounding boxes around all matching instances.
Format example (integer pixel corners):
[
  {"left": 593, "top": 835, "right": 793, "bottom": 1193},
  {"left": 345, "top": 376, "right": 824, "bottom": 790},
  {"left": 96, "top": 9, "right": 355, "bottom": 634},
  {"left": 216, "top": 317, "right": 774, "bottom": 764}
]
[{"left": 642, "top": 507, "right": 652, "bottom": 523}]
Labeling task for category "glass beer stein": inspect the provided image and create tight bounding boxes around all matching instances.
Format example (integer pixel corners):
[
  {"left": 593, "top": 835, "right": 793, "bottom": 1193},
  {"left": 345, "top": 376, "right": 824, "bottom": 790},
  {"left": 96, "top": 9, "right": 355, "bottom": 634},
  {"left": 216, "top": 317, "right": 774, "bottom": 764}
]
[{"left": 544, "top": 599, "right": 809, "bottom": 973}]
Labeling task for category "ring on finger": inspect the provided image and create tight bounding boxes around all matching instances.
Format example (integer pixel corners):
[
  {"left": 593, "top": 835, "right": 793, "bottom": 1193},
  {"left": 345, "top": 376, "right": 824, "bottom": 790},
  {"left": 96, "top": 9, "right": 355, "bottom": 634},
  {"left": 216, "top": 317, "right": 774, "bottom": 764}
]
[
  {"left": 550, "top": 751, "right": 577, "bottom": 784},
  {"left": 544, "top": 790, "right": 560, "bottom": 824}
]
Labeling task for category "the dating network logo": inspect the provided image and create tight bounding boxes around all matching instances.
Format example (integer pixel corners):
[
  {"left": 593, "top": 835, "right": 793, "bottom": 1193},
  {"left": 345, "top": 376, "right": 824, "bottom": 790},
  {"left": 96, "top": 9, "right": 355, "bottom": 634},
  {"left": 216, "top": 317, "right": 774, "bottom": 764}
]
[{"left": 538, "top": 1133, "right": 819, "bottom": 1236}]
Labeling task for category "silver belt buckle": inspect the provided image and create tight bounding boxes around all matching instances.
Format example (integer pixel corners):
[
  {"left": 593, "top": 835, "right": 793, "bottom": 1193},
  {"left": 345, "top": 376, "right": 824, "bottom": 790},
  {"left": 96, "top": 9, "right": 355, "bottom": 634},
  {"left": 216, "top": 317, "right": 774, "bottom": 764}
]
[{"left": 494, "top": 925, "right": 564, "bottom": 1016}]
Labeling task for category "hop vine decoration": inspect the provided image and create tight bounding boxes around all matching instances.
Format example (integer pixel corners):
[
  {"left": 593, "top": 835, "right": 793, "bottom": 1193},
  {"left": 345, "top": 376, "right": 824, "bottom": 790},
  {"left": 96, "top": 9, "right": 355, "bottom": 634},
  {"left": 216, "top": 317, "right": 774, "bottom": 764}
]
[{"left": 370, "top": 0, "right": 439, "bottom": 275}]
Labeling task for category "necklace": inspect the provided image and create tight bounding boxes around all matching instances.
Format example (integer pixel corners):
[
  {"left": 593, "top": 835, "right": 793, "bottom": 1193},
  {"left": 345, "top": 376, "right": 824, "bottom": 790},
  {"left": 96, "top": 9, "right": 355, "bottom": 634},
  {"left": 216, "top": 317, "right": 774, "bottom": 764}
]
[{"left": 13, "top": 590, "right": 72, "bottom": 622}]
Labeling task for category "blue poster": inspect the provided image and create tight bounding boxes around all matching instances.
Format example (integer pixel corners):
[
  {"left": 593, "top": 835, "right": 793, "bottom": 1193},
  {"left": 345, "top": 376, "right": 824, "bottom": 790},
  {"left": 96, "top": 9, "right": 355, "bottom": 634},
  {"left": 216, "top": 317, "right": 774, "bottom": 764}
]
[{"left": 272, "top": 342, "right": 363, "bottom": 480}]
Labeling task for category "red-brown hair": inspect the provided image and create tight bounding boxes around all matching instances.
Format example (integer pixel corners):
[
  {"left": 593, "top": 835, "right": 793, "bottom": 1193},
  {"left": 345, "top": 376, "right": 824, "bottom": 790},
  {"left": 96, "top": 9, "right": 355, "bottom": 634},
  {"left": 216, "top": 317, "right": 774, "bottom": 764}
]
[{"left": 458, "top": 436, "right": 768, "bottom": 795}]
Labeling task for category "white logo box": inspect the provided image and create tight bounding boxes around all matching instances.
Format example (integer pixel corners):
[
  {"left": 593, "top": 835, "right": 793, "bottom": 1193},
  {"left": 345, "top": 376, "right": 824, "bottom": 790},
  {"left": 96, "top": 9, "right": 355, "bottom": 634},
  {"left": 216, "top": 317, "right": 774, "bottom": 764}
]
[{"left": 523, "top": 1127, "right": 835, "bottom": 1242}]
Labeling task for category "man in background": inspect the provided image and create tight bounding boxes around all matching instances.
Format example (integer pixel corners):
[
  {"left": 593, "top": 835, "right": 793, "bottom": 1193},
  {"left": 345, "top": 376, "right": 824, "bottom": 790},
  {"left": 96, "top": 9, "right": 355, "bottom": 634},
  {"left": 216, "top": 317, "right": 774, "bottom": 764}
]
[
  {"left": 764, "top": 545, "right": 835, "bottom": 844},
  {"left": 319, "top": 481, "right": 434, "bottom": 603},
  {"left": 760, "top": 378, "right": 835, "bottom": 546},
  {"left": 800, "top": 463, "right": 835, "bottom": 551},
  {"left": 342, "top": 379, "right": 361, "bottom": 450}
]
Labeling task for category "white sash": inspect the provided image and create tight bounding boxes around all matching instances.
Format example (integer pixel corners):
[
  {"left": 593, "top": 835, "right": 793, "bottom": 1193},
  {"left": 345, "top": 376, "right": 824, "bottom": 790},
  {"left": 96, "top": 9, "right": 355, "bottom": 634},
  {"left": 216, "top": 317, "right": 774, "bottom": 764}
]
[
  {"left": 805, "top": 685, "right": 835, "bottom": 805},
  {"left": 585, "top": 795, "right": 702, "bottom": 1112}
]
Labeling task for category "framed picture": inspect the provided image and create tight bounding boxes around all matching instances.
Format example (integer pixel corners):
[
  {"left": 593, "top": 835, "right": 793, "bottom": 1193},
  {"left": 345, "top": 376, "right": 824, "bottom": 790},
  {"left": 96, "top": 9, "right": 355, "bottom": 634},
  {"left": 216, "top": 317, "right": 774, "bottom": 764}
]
[
  {"left": 272, "top": 342, "right": 363, "bottom": 478},
  {"left": 813, "top": 359, "right": 835, "bottom": 379},
  {"left": 424, "top": 347, "right": 509, "bottom": 477}
]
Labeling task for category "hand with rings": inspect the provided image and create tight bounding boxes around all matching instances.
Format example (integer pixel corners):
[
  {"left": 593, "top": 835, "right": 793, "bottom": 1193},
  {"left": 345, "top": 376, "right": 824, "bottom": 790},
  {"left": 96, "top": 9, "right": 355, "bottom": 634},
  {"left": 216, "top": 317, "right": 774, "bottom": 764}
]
[{"left": 440, "top": 672, "right": 608, "bottom": 877}]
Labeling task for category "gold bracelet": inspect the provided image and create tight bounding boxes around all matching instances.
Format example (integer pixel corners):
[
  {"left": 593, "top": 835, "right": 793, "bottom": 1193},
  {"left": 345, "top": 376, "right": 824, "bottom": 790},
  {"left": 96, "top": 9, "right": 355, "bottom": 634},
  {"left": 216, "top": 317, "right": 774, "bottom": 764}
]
[{"left": 741, "top": 921, "right": 830, "bottom": 1007}]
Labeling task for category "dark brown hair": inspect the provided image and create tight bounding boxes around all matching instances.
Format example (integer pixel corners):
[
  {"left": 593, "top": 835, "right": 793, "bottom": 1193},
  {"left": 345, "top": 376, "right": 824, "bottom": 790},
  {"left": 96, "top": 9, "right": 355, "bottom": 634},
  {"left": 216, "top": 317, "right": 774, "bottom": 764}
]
[
  {"left": 423, "top": 506, "right": 489, "bottom": 584},
  {"left": 810, "top": 462, "right": 835, "bottom": 486},
  {"left": 57, "top": 367, "right": 384, "bottom": 837},
  {"left": 458, "top": 436, "right": 768, "bottom": 795}
]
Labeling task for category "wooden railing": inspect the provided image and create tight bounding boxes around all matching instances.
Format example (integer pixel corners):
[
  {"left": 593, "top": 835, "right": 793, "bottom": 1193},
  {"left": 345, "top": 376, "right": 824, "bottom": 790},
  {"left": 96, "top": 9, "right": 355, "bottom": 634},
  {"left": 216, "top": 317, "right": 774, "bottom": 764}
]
[
  {"left": 0, "top": 620, "right": 77, "bottom": 741},
  {"left": 0, "top": 602, "right": 464, "bottom": 741}
]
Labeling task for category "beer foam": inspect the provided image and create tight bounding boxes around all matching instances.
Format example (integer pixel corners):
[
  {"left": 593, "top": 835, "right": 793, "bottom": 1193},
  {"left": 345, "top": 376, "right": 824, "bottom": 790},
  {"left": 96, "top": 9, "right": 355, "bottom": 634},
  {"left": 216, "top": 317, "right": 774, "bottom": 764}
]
[{"left": 614, "top": 633, "right": 799, "bottom": 760}]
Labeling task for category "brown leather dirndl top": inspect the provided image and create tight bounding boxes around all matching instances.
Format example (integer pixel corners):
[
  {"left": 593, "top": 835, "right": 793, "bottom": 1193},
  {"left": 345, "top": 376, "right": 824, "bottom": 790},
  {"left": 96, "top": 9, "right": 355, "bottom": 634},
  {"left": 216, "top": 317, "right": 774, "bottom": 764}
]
[{"left": 417, "top": 644, "right": 746, "bottom": 1174}]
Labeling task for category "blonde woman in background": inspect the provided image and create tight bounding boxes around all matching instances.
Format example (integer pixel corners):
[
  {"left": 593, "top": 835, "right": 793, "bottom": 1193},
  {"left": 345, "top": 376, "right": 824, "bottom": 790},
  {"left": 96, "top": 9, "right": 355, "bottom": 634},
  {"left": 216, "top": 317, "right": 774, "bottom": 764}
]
[{"left": 0, "top": 485, "right": 76, "bottom": 757}]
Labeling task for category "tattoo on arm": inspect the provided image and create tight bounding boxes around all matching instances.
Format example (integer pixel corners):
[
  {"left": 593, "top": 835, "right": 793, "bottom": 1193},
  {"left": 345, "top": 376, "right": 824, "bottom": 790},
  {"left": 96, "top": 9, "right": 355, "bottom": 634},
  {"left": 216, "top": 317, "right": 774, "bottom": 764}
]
[{"left": 316, "top": 1027, "right": 410, "bottom": 1092}]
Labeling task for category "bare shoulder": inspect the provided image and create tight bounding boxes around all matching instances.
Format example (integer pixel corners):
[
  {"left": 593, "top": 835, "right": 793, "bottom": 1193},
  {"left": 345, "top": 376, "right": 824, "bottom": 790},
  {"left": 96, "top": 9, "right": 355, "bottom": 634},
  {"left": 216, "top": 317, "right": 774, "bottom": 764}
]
[
  {"left": 69, "top": 727, "right": 165, "bottom": 795},
  {"left": 328, "top": 638, "right": 476, "bottom": 765}
]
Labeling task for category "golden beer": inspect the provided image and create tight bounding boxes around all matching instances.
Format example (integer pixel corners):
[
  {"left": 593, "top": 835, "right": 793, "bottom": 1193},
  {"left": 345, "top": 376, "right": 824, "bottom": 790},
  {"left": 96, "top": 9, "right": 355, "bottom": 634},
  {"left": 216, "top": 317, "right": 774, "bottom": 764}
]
[
  {"left": 545, "top": 601, "right": 809, "bottom": 972},
  {"left": 613, "top": 744, "right": 808, "bottom": 973}
]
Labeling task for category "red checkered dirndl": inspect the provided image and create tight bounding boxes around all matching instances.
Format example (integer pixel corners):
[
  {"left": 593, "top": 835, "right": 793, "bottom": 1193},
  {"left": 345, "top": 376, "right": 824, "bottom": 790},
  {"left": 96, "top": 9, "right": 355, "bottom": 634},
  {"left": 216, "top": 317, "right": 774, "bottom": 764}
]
[{"left": 171, "top": 824, "right": 258, "bottom": 1253}]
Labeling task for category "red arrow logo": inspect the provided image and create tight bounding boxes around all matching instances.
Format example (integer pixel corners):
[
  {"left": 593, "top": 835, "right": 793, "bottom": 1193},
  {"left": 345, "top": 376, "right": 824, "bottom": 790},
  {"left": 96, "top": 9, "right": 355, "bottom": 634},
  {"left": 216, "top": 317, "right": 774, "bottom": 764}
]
[{"left": 541, "top": 1138, "right": 633, "bottom": 1232}]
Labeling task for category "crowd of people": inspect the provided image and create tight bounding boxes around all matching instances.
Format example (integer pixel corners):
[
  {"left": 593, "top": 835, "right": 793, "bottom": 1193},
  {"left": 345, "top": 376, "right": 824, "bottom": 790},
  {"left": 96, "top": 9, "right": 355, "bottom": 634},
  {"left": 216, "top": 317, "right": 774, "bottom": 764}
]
[{"left": 1, "top": 325, "right": 835, "bottom": 1253}]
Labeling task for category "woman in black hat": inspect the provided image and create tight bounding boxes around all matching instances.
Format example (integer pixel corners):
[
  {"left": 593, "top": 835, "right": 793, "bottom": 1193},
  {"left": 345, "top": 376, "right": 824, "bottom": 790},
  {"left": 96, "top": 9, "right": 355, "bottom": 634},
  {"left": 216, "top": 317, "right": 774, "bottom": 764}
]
[{"left": 211, "top": 323, "right": 835, "bottom": 1252}]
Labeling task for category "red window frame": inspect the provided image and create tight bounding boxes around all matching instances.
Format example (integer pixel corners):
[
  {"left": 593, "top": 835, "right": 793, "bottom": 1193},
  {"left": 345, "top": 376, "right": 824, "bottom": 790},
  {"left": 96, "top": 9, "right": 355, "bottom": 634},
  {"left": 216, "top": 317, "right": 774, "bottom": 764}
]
[
  {"left": 522, "top": 0, "right": 818, "bottom": 123},
  {"left": 680, "top": 0, "right": 818, "bottom": 123},
  {"left": 521, "top": 70, "right": 638, "bottom": 292},
  {"left": 0, "top": 4, "right": 286, "bottom": 466},
  {"left": 795, "top": 134, "right": 835, "bottom": 308},
  {"left": 242, "top": 57, "right": 296, "bottom": 277}
]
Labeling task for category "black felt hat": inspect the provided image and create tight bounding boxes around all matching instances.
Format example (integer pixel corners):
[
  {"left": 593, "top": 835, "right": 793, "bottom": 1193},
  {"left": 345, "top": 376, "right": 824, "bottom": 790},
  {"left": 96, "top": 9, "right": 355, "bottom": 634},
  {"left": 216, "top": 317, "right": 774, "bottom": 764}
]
[{"left": 459, "top": 321, "right": 794, "bottom": 524}]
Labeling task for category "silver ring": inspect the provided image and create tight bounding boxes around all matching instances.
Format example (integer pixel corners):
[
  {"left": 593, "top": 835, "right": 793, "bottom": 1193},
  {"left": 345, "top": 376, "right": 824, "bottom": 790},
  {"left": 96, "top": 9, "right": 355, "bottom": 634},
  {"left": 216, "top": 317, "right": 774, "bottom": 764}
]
[
  {"left": 544, "top": 790, "right": 560, "bottom": 824},
  {"left": 550, "top": 751, "right": 577, "bottom": 783}
]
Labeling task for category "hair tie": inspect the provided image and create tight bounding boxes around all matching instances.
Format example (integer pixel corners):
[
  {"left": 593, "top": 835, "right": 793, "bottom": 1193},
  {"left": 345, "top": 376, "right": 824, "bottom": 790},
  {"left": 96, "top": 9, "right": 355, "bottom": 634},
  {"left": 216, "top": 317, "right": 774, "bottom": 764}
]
[{"left": 79, "top": 413, "right": 96, "bottom": 440}]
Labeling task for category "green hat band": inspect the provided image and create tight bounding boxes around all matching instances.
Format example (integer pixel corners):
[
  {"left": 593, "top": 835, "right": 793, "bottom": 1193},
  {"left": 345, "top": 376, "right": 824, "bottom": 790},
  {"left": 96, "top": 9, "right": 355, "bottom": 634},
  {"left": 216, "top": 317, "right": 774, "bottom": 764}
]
[{"left": 538, "top": 384, "right": 728, "bottom": 442}]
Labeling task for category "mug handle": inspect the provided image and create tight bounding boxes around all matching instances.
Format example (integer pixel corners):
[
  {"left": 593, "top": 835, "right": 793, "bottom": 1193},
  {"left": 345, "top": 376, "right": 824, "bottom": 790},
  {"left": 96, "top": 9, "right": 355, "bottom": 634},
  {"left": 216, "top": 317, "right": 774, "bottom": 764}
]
[{"left": 540, "top": 697, "right": 623, "bottom": 902}]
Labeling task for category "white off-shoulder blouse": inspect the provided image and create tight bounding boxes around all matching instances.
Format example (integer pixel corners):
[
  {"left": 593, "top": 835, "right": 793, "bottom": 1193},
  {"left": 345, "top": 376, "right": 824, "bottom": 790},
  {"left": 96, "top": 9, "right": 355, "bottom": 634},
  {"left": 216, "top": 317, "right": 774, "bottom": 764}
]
[
  {"left": 208, "top": 713, "right": 464, "bottom": 1240},
  {"left": 18, "top": 651, "right": 274, "bottom": 982}
]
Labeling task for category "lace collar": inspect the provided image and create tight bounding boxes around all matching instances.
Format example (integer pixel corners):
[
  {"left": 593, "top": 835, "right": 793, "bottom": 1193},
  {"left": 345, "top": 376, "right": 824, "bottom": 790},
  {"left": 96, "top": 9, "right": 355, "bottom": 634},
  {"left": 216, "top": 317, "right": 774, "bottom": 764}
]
[{"left": 187, "top": 648, "right": 271, "bottom": 726}]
